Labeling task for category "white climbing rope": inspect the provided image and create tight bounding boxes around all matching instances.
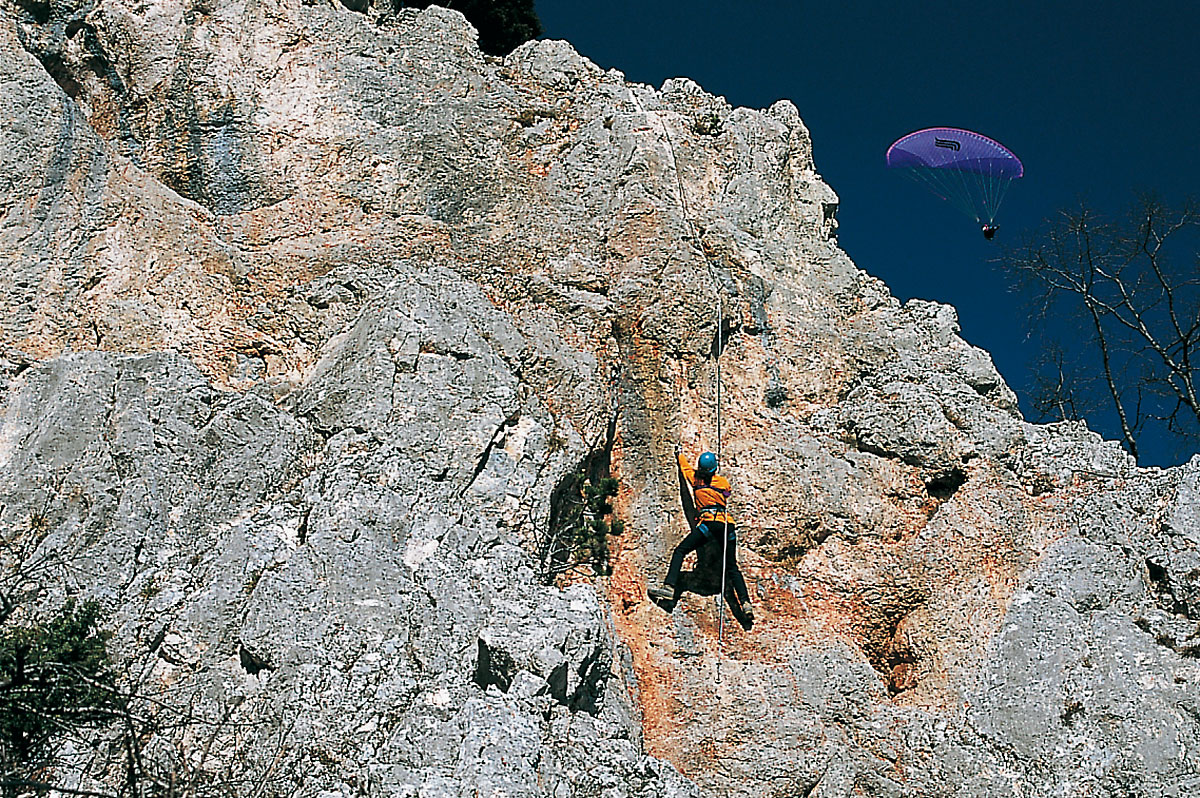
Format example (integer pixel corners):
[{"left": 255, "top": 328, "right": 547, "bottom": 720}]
[
  {"left": 628, "top": 89, "right": 733, "bottom": 671},
  {"left": 716, "top": 296, "right": 728, "bottom": 660}
]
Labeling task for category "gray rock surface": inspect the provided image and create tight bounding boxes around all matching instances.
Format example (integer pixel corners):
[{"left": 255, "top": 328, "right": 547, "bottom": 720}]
[{"left": 2, "top": 2, "right": 1199, "bottom": 797}]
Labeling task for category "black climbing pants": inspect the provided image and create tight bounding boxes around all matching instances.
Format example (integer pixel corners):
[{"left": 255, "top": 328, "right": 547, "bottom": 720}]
[{"left": 664, "top": 522, "right": 751, "bottom": 605}]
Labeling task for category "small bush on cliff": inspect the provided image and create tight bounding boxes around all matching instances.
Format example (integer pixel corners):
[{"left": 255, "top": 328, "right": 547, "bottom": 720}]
[
  {"left": 402, "top": 1, "right": 543, "bottom": 56},
  {"left": 692, "top": 112, "right": 723, "bottom": 137},
  {"left": 0, "top": 599, "right": 122, "bottom": 794},
  {"left": 541, "top": 472, "right": 622, "bottom": 582}
]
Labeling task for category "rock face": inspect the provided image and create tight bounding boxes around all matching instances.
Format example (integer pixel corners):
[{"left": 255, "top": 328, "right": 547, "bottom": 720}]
[{"left": 2, "top": 3, "right": 1199, "bottom": 797}]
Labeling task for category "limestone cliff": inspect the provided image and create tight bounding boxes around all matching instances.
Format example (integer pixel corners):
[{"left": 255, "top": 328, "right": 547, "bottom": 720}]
[{"left": 2, "top": 3, "right": 1198, "bottom": 797}]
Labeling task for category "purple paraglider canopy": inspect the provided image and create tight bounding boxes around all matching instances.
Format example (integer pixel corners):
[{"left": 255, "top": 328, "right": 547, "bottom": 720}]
[
  {"left": 886, "top": 127, "right": 1023, "bottom": 178},
  {"left": 885, "top": 127, "right": 1023, "bottom": 228}
]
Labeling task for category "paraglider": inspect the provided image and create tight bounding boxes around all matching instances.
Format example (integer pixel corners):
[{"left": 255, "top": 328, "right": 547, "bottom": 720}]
[{"left": 886, "top": 127, "right": 1023, "bottom": 239}]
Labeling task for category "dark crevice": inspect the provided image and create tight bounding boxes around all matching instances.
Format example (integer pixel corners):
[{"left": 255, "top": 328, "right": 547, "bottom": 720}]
[
  {"left": 15, "top": 0, "right": 51, "bottom": 25},
  {"left": 418, "top": 341, "right": 475, "bottom": 361},
  {"left": 547, "top": 662, "right": 568, "bottom": 705},
  {"left": 460, "top": 409, "right": 521, "bottom": 496},
  {"left": 540, "top": 645, "right": 609, "bottom": 716},
  {"left": 296, "top": 506, "right": 311, "bottom": 546},
  {"left": 29, "top": 18, "right": 126, "bottom": 106},
  {"left": 709, "top": 318, "right": 740, "bottom": 360},
  {"left": 473, "top": 638, "right": 515, "bottom": 693},
  {"left": 925, "top": 467, "right": 967, "bottom": 501},
  {"left": 868, "top": 611, "right": 920, "bottom": 697},
  {"left": 822, "top": 201, "right": 839, "bottom": 231},
  {"left": 238, "top": 643, "right": 272, "bottom": 675},
  {"left": 562, "top": 280, "right": 609, "bottom": 297},
  {"left": 298, "top": 413, "right": 367, "bottom": 445},
  {"left": 157, "top": 647, "right": 184, "bottom": 666},
  {"left": 147, "top": 625, "right": 167, "bottom": 653},
  {"left": 1146, "top": 557, "right": 1192, "bottom": 618},
  {"left": 40, "top": 53, "right": 83, "bottom": 100},
  {"left": 474, "top": 641, "right": 608, "bottom": 715},
  {"left": 853, "top": 437, "right": 903, "bottom": 463},
  {"left": 566, "top": 644, "right": 609, "bottom": 715},
  {"left": 968, "top": 380, "right": 998, "bottom": 397},
  {"left": 309, "top": 424, "right": 334, "bottom": 443},
  {"left": 862, "top": 592, "right": 929, "bottom": 697},
  {"left": 1, "top": 348, "right": 36, "bottom": 381},
  {"left": 1061, "top": 699, "right": 1084, "bottom": 726},
  {"left": 885, "top": 647, "right": 918, "bottom": 697},
  {"left": 1147, "top": 559, "right": 1171, "bottom": 599},
  {"left": 764, "top": 386, "right": 789, "bottom": 408},
  {"left": 1134, "top": 614, "right": 1200, "bottom": 657}
]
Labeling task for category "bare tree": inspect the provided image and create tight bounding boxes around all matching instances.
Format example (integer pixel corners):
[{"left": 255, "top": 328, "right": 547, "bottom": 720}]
[
  {"left": 1002, "top": 196, "right": 1200, "bottom": 463},
  {"left": 1, "top": 550, "right": 291, "bottom": 798}
]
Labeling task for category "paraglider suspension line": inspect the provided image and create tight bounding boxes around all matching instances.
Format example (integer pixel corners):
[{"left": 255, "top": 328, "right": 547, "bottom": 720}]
[{"left": 903, "top": 164, "right": 1012, "bottom": 225}]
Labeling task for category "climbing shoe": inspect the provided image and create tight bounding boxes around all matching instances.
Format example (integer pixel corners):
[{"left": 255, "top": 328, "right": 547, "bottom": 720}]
[{"left": 648, "top": 583, "right": 676, "bottom": 602}]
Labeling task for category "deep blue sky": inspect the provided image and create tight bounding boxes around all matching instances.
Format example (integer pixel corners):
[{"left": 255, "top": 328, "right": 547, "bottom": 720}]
[{"left": 536, "top": 0, "right": 1200, "bottom": 466}]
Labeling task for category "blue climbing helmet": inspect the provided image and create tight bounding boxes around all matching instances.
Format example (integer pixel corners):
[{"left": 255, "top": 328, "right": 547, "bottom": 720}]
[{"left": 697, "top": 451, "right": 718, "bottom": 475}]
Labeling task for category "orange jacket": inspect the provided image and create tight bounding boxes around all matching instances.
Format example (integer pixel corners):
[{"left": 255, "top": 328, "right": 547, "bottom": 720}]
[{"left": 678, "top": 452, "right": 734, "bottom": 525}]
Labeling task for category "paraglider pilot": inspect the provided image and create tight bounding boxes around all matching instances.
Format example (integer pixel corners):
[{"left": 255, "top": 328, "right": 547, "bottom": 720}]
[
  {"left": 649, "top": 446, "right": 753, "bottom": 622},
  {"left": 982, "top": 224, "right": 998, "bottom": 240}
]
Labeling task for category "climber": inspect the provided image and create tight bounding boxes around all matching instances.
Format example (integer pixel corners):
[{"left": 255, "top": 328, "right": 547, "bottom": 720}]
[{"left": 648, "top": 446, "right": 754, "bottom": 622}]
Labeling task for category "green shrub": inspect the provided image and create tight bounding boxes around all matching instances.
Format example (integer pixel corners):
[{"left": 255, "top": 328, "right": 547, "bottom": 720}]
[
  {"left": 692, "top": 112, "right": 723, "bottom": 137},
  {"left": 0, "top": 600, "right": 122, "bottom": 784},
  {"left": 542, "top": 468, "right": 621, "bottom": 581}
]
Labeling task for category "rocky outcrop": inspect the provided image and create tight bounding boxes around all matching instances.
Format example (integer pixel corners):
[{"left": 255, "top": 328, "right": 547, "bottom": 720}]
[{"left": 2, "top": 3, "right": 1199, "bottom": 796}]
